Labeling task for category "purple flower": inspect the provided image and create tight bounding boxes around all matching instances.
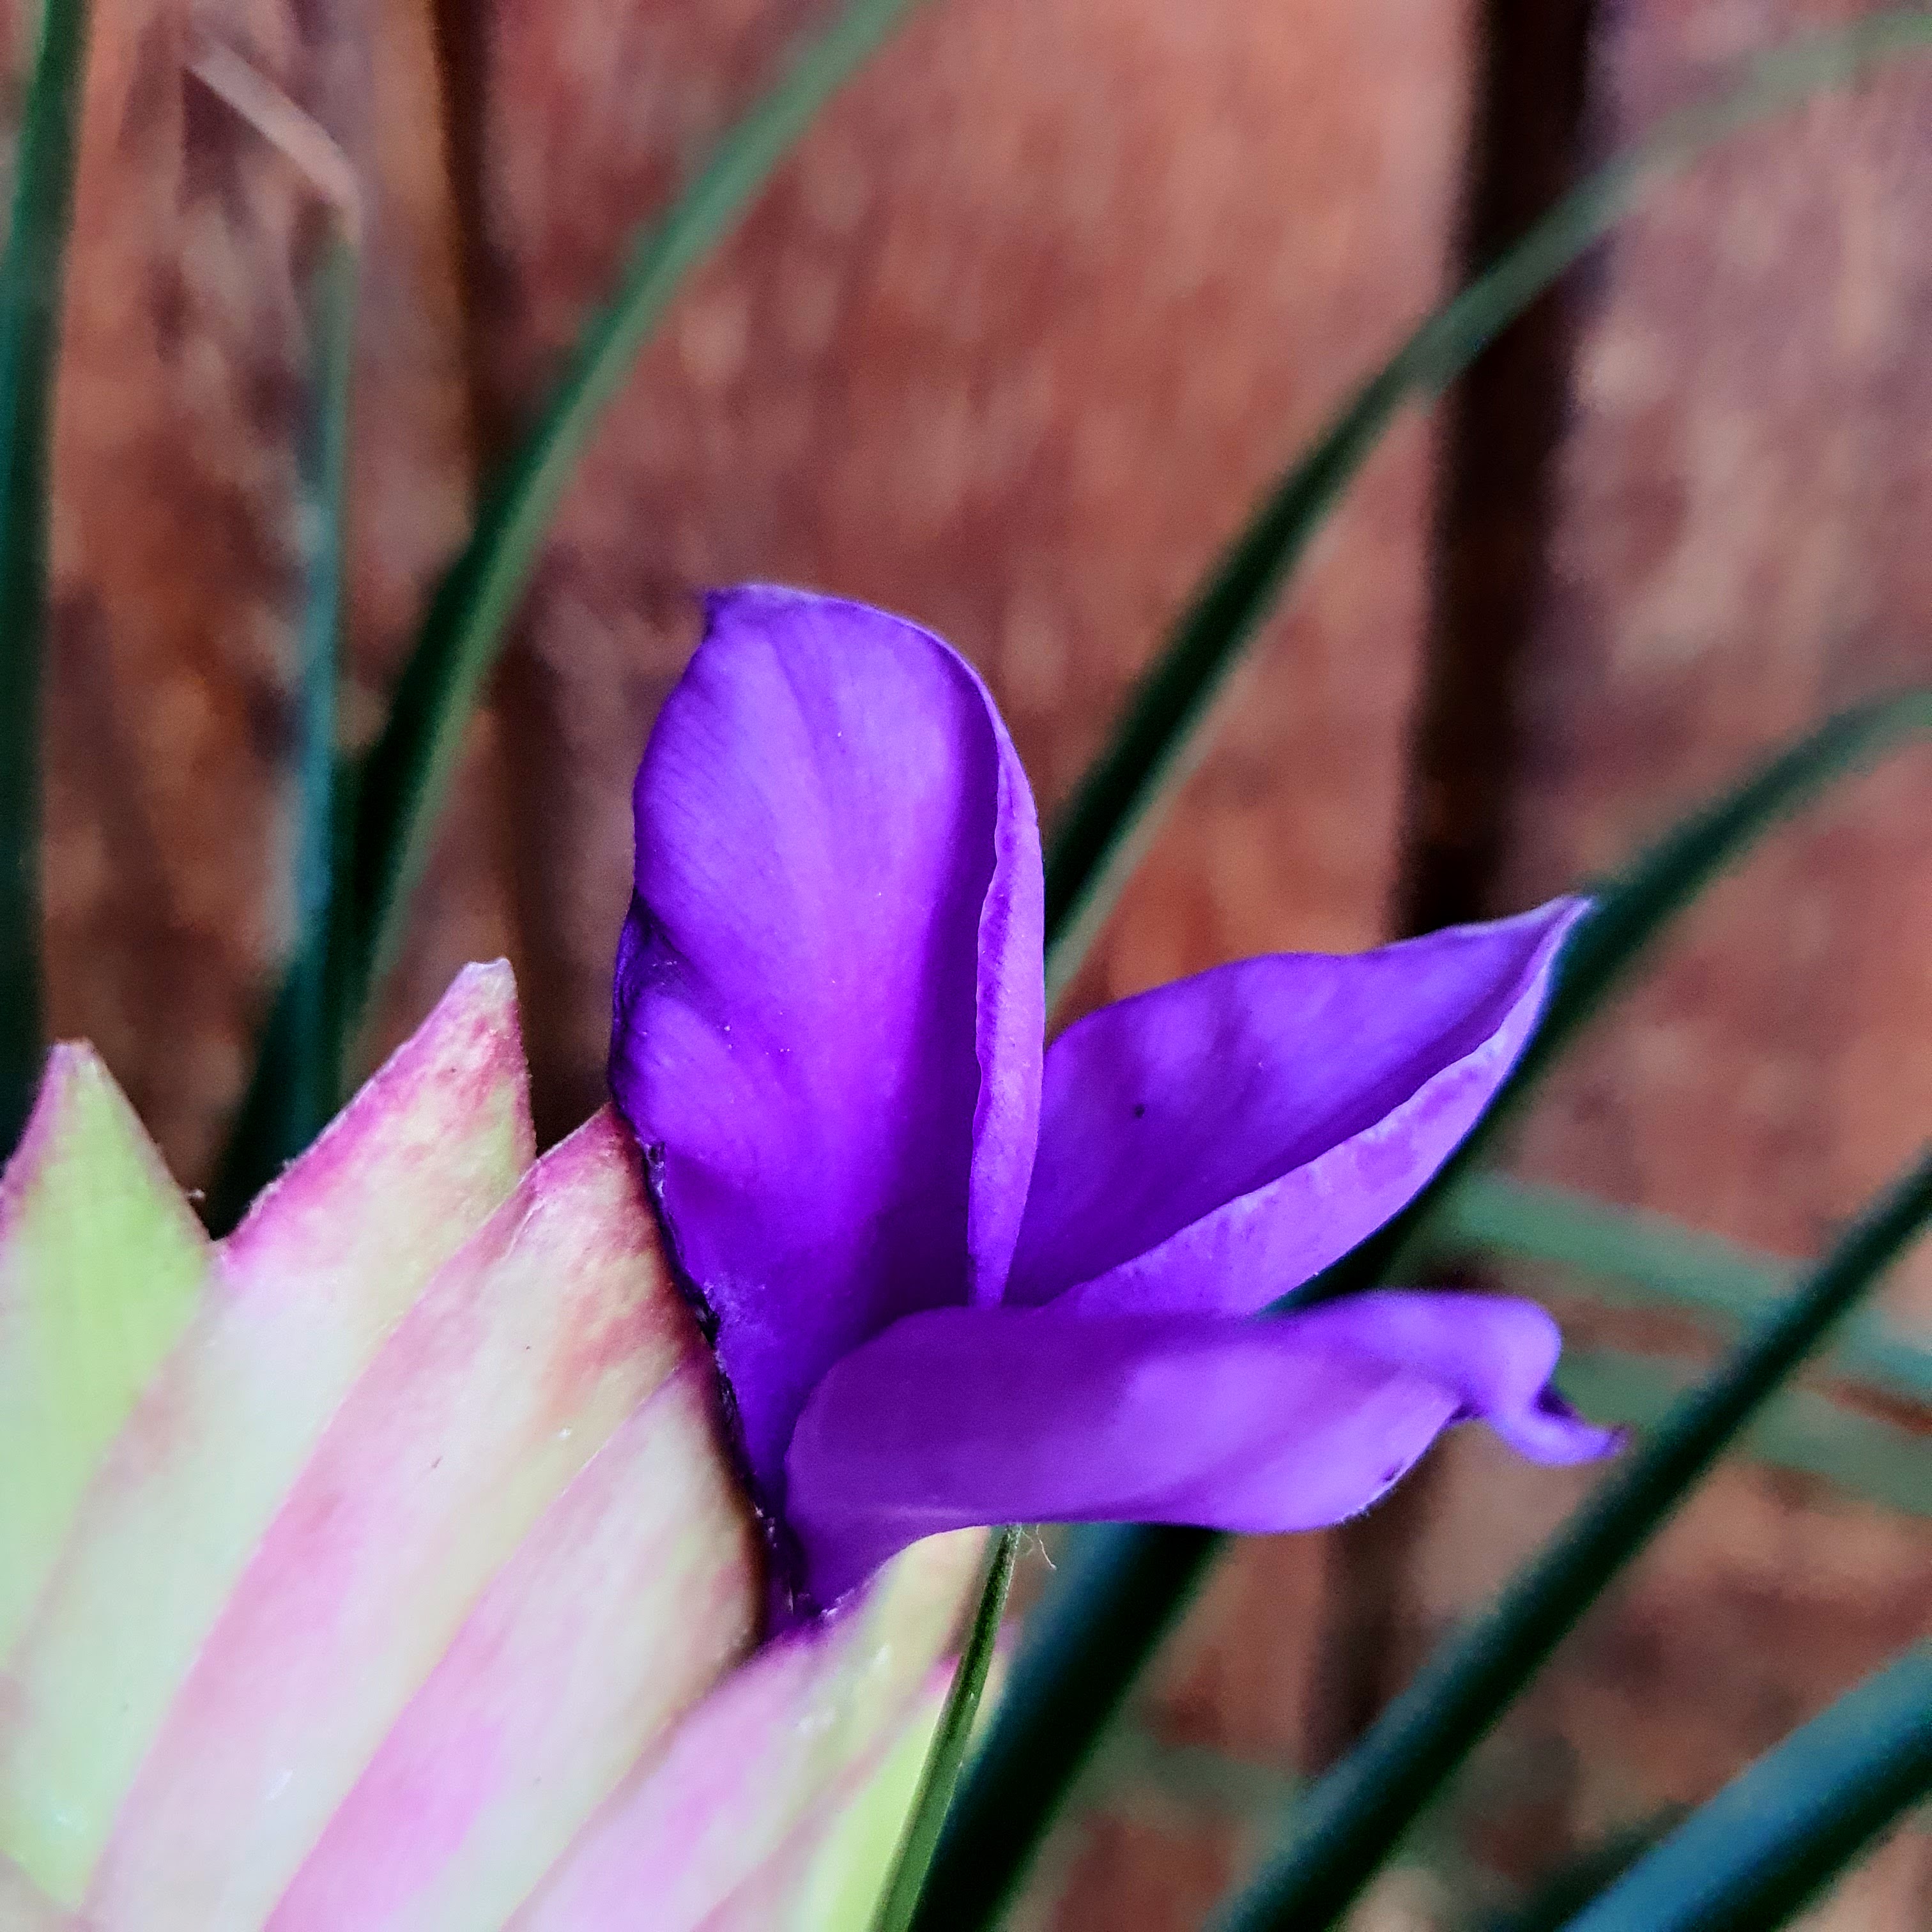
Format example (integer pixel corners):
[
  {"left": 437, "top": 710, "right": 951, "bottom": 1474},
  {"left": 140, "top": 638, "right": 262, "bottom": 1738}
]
[{"left": 610, "top": 586, "right": 1616, "bottom": 1622}]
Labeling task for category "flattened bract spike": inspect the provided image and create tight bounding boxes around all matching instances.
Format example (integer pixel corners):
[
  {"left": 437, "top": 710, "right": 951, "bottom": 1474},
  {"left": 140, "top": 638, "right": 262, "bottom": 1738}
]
[
  {"left": 88, "top": 1110, "right": 703, "bottom": 1926},
  {"left": 0, "top": 962, "right": 533, "bottom": 1903},
  {"left": 0, "top": 1043, "right": 211, "bottom": 1658},
  {"left": 511, "top": 1532, "right": 985, "bottom": 1932}
]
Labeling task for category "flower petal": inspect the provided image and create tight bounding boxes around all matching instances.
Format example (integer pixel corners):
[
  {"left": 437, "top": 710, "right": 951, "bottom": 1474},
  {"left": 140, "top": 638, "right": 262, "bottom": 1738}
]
[
  {"left": 610, "top": 587, "right": 1043, "bottom": 1563},
  {"left": 787, "top": 1292, "right": 1616, "bottom": 1604},
  {"left": 1008, "top": 899, "right": 1588, "bottom": 1315}
]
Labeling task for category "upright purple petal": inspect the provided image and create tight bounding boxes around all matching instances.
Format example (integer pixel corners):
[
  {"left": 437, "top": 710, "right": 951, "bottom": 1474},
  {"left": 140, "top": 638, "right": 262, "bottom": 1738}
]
[
  {"left": 1007, "top": 900, "right": 1588, "bottom": 1316},
  {"left": 610, "top": 586, "right": 1043, "bottom": 1563},
  {"left": 787, "top": 1291, "right": 1615, "bottom": 1604},
  {"left": 967, "top": 686, "right": 1048, "bottom": 1305}
]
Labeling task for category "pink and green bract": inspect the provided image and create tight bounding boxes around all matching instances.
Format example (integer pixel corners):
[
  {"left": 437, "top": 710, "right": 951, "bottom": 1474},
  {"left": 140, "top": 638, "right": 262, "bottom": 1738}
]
[
  {"left": 610, "top": 586, "right": 1617, "bottom": 1624},
  {"left": 0, "top": 965, "right": 980, "bottom": 1930}
]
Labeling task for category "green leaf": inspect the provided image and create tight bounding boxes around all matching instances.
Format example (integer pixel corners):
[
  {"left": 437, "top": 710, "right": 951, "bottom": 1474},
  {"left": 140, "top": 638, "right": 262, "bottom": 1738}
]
[
  {"left": 912, "top": 1519, "right": 1223, "bottom": 1932},
  {"left": 1437, "top": 1176, "right": 1932, "bottom": 1411},
  {"left": 281, "top": 233, "right": 358, "bottom": 1151},
  {"left": 1293, "top": 688, "right": 1932, "bottom": 1319},
  {"left": 1555, "top": 1347, "right": 1932, "bottom": 1521},
  {"left": 0, "top": 0, "right": 93, "bottom": 1155},
  {"left": 1555, "top": 1644, "right": 1932, "bottom": 1932},
  {"left": 1212, "top": 1147, "right": 1932, "bottom": 1932},
  {"left": 868, "top": 1526, "right": 1020, "bottom": 1932},
  {"left": 218, "top": 0, "right": 930, "bottom": 1221},
  {"left": 204, "top": 229, "right": 358, "bottom": 1229},
  {"left": 1039, "top": 8, "right": 1932, "bottom": 1011},
  {"left": 336, "top": 0, "right": 929, "bottom": 1050},
  {"left": 924, "top": 675, "right": 1931, "bottom": 1929}
]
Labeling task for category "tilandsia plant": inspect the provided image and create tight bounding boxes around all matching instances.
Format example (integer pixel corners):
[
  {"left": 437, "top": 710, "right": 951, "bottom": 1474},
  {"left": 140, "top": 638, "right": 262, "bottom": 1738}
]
[
  {"left": 0, "top": 586, "right": 1617, "bottom": 1928},
  {"left": 1, "top": 3, "right": 1618, "bottom": 1926},
  {"left": 3, "top": 0, "right": 1929, "bottom": 1927}
]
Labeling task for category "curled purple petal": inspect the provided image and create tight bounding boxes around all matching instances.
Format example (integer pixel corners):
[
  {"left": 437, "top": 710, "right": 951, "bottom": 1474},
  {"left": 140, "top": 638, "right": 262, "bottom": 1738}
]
[
  {"left": 786, "top": 1291, "right": 1617, "bottom": 1605},
  {"left": 609, "top": 587, "right": 1042, "bottom": 1578},
  {"left": 1008, "top": 900, "right": 1589, "bottom": 1316}
]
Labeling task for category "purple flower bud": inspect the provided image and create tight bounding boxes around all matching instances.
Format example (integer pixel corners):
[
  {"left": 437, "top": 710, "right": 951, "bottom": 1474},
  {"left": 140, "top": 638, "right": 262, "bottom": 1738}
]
[{"left": 610, "top": 586, "right": 1616, "bottom": 1623}]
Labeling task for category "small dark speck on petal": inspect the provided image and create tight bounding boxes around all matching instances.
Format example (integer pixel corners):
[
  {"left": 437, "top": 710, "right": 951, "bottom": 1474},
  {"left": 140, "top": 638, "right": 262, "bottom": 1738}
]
[{"left": 1131, "top": 1103, "right": 1147, "bottom": 1120}]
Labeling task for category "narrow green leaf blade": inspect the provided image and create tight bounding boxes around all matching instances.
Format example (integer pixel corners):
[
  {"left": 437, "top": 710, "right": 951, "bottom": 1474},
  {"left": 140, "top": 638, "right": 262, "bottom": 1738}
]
[
  {"left": 1437, "top": 1175, "right": 1932, "bottom": 1411},
  {"left": 795, "top": 1675, "right": 955, "bottom": 1932},
  {"left": 910, "top": 1521, "right": 1220, "bottom": 1932},
  {"left": 1213, "top": 1147, "right": 1932, "bottom": 1932},
  {"left": 205, "top": 231, "right": 358, "bottom": 1228},
  {"left": 219, "top": 0, "right": 931, "bottom": 1214},
  {"left": 284, "top": 233, "right": 358, "bottom": 1149},
  {"left": 0, "top": 0, "right": 94, "bottom": 1154},
  {"left": 868, "top": 1527, "right": 1020, "bottom": 1932},
  {"left": 1556, "top": 1644, "right": 1932, "bottom": 1932},
  {"left": 916, "top": 10, "right": 1932, "bottom": 1917},
  {"left": 1554, "top": 1347, "right": 1932, "bottom": 1521},
  {"left": 1294, "top": 689, "right": 1932, "bottom": 1317}
]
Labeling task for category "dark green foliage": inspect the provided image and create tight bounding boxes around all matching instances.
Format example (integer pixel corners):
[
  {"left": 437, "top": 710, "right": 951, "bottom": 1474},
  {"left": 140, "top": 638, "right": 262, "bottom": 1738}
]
[
  {"left": 1558, "top": 1646, "right": 1932, "bottom": 1932},
  {"left": 1211, "top": 1149, "right": 1932, "bottom": 1932},
  {"left": 0, "top": 0, "right": 94, "bottom": 1156}
]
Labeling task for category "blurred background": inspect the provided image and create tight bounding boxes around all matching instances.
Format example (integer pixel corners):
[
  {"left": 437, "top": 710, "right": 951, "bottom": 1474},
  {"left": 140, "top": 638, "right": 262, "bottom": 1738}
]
[{"left": 13, "top": 0, "right": 1932, "bottom": 1922}]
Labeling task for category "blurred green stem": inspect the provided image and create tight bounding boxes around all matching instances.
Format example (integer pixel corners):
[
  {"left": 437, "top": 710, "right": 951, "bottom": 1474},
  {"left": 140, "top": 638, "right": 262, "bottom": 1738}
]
[
  {"left": 1557, "top": 1643, "right": 1932, "bottom": 1932},
  {"left": 0, "top": 0, "right": 93, "bottom": 1156},
  {"left": 870, "top": 1527, "right": 1020, "bottom": 1932},
  {"left": 279, "top": 232, "right": 356, "bottom": 1164},
  {"left": 1555, "top": 1347, "right": 1932, "bottom": 1521},
  {"left": 1438, "top": 1174, "right": 1932, "bottom": 1410},
  {"left": 192, "top": 38, "right": 360, "bottom": 1230}
]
